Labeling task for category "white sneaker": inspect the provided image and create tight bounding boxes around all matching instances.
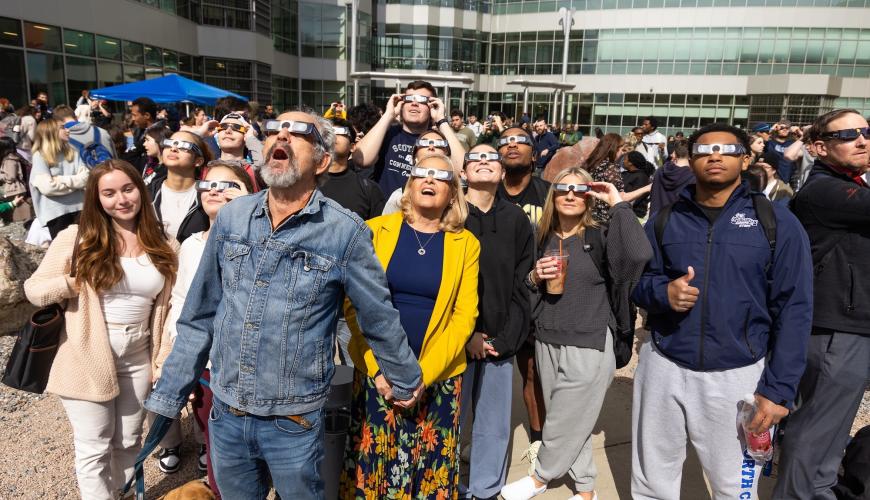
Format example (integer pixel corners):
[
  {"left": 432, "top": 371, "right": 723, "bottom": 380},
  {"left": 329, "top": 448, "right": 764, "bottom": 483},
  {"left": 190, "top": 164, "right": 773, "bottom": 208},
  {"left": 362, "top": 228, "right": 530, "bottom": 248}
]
[
  {"left": 567, "top": 493, "right": 598, "bottom": 500},
  {"left": 501, "top": 476, "right": 547, "bottom": 500},
  {"left": 521, "top": 440, "right": 542, "bottom": 476}
]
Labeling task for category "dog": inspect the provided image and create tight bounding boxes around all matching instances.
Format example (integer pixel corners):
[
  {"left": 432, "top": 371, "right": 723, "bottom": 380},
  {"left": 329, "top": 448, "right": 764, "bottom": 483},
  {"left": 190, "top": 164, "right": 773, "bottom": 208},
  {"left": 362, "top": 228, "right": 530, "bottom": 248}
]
[{"left": 159, "top": 479, "right": 216, "bottom": 500}]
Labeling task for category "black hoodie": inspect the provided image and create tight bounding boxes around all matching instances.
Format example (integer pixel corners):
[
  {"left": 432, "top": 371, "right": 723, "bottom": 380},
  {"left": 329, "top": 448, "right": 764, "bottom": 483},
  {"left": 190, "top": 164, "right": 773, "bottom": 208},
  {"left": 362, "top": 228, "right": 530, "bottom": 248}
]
[
  {"left": 649, "top": 160, "right": 695, "bottom": 215},
  {"left": 464, "top": 197, "right": 534, "bottom": 359}
]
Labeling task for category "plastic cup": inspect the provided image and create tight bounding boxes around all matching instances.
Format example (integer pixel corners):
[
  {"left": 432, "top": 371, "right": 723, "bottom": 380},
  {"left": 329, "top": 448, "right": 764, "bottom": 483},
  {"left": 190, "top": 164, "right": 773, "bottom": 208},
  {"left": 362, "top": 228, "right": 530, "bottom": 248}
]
[{"left": 543, "top": 249, "right": 569, "bottom": 295}]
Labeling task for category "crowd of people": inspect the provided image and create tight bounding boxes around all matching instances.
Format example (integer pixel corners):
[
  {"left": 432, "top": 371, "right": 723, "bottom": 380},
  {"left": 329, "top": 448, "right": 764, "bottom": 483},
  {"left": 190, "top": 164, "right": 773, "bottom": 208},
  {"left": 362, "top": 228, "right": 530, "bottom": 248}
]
[{"left": 4, "top": 79, "right": 868, "bottom": 500}]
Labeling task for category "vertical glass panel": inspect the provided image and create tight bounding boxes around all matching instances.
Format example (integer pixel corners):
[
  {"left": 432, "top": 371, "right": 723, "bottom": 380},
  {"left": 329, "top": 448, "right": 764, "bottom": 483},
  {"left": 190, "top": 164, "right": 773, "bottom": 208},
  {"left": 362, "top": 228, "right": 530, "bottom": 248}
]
[
  {"left": 66, "top": 56, "right": 97, "bottom": 101},
  {"left": 772, "top": 39, "right": 789, "bottom": 63},
  {"left": 63, "top": 29, "right": 94, "bottom": 57},
  {"left": 0, "top": 17, "right": 22, "bottom": 46},
  {"left": 96, "top": 35, "right": 121, "bottom": 60},
  {"left": 163, "top": 51, "right": 178, "bottom": 70},
  {"left": 124, "top": 64, "right": 145, "bottom": 82},
  {"left": 26, "top": 52, "right": 66, "bottom": 105},
  {"left": 144, "top": 45, "right": 162, "bottom": 67},
  {"left": 24, "top": 22, "right": 61, "bottom": 51},
  {"left": 123, "top": 40, "right": 144, "bottom": 64},
  {"left": 789, "top": 40, "right": 806, "bottom": 64},
  {"left": 98, "top": 61, "right": 123, "bottom": 87},
  {"left": 0, "top": 48, "right": 27, "bottom": 106}
]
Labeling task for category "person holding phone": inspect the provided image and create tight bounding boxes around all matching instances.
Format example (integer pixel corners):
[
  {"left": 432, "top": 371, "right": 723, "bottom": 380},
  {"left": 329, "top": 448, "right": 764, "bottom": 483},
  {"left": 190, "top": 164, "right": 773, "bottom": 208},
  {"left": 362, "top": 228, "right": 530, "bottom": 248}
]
[
  {"left": 353, "top": 80, "right": 455, "bottom": 196},
  {"left": 501, "top": 168, "right": 650, "bottom": 500},
  {"left": 459, "top": 144, "right": 534, "bottom": 499}
]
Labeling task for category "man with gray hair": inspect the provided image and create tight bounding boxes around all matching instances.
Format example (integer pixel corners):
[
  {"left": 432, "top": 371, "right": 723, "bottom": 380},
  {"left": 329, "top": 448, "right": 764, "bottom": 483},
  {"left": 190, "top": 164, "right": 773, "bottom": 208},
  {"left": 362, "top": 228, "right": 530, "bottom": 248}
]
[{"left": 145, "top": 109, "right": 424, "bottom": 498}]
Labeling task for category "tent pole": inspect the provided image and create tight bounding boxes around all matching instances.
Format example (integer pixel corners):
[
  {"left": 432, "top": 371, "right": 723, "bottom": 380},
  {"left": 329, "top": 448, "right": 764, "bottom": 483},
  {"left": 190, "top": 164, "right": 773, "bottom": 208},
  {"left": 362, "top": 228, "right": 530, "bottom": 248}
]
[{"left": 185, "top": 103, "right": 190, "bottom": 116}]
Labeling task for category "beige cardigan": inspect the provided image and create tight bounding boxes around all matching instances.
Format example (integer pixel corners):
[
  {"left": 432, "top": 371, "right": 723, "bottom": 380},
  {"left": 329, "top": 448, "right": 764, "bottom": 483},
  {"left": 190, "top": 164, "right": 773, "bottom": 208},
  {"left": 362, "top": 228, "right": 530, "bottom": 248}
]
[{"left": 23, "top": 225, "right": 177, "bottom": 402}]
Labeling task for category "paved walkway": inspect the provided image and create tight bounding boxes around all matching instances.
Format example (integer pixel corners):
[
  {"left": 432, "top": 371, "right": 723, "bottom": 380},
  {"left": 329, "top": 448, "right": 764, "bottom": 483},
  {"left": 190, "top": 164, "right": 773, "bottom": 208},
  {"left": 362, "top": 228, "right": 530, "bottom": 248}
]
[{"left": 501, "top": 353, "right": 778, "bottom": 499}]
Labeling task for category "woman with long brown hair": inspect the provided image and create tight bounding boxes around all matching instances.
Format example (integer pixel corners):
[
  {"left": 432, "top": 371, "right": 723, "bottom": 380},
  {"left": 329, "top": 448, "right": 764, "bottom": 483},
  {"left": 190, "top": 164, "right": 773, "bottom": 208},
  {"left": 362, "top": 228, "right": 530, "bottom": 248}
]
[
  {"left": 581, "top": 133, "right": 625, "bottom": 223},
  {"left": 24, "top": 159, "right": 178, "bottom": 500},
  {"left": 29, "top": 117, "right": 89, "bottom": 238}
]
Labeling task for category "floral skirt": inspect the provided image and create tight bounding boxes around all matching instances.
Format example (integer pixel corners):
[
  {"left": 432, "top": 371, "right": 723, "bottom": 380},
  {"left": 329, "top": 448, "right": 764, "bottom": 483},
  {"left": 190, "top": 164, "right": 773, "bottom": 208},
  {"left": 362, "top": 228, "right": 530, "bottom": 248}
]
[{"left": 339, "top": 371, "right": 462, "bottom": 500}]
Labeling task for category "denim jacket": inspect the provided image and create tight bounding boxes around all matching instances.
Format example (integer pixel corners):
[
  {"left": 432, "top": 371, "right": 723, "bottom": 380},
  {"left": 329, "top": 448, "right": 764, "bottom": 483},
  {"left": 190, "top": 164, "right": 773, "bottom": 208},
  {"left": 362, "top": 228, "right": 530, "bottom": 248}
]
[{"left": 145, "top": 189, "right": 422, "bottom": 418}]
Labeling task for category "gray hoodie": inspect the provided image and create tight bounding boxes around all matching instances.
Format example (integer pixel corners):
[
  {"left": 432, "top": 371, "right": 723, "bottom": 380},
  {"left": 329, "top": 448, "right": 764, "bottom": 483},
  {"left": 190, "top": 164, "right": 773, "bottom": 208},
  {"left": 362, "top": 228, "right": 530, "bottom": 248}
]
[{"left": 66, "top": 121, "right": 117, "bottom": 160}]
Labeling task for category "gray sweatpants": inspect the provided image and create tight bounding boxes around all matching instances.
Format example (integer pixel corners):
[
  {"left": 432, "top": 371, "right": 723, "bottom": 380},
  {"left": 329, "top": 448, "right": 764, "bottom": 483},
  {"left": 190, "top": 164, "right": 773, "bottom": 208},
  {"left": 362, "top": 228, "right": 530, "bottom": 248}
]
[
  {"left": 534, "top": 333, "right": 615, "bottom": 493},
  {"left": 631, "top": 339, "right": 765, "bottom": 500},
  {"left": 774, "top": 330, "right": 870, "bottom": 500}
]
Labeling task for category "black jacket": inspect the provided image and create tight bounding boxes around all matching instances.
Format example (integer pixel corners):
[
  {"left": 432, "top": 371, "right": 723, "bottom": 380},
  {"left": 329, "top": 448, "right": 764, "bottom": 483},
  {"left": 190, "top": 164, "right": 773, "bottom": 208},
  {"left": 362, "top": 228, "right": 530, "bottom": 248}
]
[
  {"left": 147, "top": 171, "right": 209, "bottom": 243},
  {"left": 791, "top": 160, "right": 870, "bottom": 335},
  {"left": 464, "top": 198, "right": 534, "bottom": 359}
]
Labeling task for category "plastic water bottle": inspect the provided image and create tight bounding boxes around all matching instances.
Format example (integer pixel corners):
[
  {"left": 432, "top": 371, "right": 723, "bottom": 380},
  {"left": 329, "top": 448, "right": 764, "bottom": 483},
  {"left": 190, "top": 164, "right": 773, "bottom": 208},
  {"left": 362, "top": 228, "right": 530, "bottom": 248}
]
[{"left": 739, "top": 393, "right": 774, "bottom": 462}]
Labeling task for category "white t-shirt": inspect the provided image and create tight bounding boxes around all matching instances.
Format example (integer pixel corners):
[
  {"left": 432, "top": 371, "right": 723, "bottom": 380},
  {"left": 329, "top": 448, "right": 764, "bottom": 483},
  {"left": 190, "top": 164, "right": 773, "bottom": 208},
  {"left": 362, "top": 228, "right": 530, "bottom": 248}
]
[
  {"left": 160, "top": 184, "right": 197, "bottom": 239},
  {"left": 640, "top": 131, "right": 668, "bottom": 167},
  {"left": 168, "top": 232, "right": 208, "bottom": 341},
  {"left": 100, "top": 255, "right": 165, "bottom": 324},
  {"left": 468, "top": 121, "right": 483, "bottom": 137}
]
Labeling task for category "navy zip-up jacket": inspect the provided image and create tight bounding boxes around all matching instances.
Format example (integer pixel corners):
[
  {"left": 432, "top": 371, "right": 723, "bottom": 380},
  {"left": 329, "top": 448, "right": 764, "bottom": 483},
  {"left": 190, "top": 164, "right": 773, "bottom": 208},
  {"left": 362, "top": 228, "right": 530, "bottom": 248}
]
[{"left": 632, "top": 182, "right": 813, "bottom": 407}]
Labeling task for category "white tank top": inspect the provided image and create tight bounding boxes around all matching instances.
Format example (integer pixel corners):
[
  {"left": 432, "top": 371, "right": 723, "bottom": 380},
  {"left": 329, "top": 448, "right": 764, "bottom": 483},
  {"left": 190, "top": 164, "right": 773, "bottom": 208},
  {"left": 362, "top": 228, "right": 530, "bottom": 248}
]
[{"left": 100, "top": 255, "right": 166, "bottom": 325}]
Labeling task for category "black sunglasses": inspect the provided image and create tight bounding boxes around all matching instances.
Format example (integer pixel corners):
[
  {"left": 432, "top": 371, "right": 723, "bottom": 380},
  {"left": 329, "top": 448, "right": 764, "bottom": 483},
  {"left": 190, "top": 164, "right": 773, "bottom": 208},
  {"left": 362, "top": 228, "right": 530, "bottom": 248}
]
[{"left": 820, "top": 127, "right": 870, "bottom": 141}]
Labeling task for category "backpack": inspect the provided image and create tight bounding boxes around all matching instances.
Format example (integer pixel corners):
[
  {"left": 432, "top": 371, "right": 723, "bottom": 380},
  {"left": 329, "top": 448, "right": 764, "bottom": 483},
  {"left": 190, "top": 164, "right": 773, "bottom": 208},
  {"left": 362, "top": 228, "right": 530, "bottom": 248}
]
[
  {"left": 653, "top": 192, "right": 777, "bottom": 282},
  {"left": 584, "top": 226, "right": 641, "bottom": 369},
  {"left": 68, "top": 127, "right": 113, "bottom": 169},
  {"left": 0, "top": 114, "right": 21, "bottom": 144}
]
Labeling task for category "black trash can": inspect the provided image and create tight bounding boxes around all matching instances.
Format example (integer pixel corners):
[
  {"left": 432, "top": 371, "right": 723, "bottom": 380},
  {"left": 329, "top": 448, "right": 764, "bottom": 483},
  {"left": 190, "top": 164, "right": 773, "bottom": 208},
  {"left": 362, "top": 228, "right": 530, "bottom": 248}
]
[{"left": 322, "top": 365, "right": 354, "bottom": 500}]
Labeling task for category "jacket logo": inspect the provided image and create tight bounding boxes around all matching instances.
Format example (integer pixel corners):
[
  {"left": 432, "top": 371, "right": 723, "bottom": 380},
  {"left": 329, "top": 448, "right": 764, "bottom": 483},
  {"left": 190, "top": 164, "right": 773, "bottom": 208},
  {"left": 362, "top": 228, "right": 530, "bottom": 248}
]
[{"left": 730, "top": 213, "right": 759, "bottom": 228}]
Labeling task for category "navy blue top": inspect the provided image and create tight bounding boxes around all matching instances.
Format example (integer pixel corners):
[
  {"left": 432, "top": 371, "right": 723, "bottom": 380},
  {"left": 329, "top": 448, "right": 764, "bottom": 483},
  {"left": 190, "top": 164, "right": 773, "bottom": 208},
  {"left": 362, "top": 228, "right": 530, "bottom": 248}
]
[{"left": 386, "top": 223, "right": 444, "bottom": 357}]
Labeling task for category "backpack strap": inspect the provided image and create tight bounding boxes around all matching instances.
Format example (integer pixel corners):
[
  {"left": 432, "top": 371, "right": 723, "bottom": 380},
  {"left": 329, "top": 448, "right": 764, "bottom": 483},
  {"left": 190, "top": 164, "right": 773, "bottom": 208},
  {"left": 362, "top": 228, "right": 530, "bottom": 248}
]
[
  {"left": 653, "top": 202, "right": 675, "bottom": 256},
  {"left": 583, "top": 226, "right": 608, "bottom": 281},
  {"left": 750, "top": 192, "right": 777, "bottom": 280}
]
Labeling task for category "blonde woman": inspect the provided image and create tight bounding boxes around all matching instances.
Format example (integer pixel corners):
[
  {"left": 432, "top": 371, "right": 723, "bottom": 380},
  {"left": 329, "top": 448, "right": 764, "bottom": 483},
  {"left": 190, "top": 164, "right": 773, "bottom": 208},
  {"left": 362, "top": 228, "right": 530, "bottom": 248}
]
[
  {"left": 340, "top": 153, "right": 480, "bottom": 499},
  {"left": 501, "top": 167, "right": 651, "bottom": 500},
  {"left": 29, "top": 117, "right": 89, "bottom": 238}
]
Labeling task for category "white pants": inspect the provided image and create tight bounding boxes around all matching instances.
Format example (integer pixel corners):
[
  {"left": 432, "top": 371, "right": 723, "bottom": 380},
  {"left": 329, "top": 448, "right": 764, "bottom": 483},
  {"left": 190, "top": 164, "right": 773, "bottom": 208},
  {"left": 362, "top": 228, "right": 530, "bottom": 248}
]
[
  {"left": 631, "top": 339, "right": 765, "bottom": 500},
  {"left": 61, "top": 322, "right": 152, "bottom": 500}
]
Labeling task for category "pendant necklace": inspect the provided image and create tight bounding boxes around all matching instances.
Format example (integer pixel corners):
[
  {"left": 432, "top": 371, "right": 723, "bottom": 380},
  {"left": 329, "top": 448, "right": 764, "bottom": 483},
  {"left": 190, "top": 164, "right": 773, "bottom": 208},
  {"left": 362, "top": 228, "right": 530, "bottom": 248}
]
[{"left": 410, "top": 225, "right": 438, "bottom": 256}]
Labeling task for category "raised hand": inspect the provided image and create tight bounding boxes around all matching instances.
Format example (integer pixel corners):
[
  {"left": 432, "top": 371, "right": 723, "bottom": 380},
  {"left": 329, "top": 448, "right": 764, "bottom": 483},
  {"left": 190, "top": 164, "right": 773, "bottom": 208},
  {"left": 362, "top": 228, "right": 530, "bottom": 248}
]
[{"left": 667, "top": 266, "right": 699, "bottom": 312}]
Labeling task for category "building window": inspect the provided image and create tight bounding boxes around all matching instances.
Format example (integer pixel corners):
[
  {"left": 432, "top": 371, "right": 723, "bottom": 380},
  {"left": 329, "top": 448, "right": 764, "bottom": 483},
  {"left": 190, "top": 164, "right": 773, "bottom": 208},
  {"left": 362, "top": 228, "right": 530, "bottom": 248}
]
[
  {"left": 0, "top": 48, "right": 26, "bottom": 106},
  {"left": 0, "top": 17, "right": 22, "bottom": 47},
  {"left": 272, "top": 74, "right": 298, "bottom": 110},
  {"left": 66, "top": 56, "right": 97, "bottom": 103},
  {"left": 96, "top": 35, "right": 121, "bottom": 60},
  {"left": 301, "top": 2, "right": 346, "bottom": 59},
  {"left": 24, "top": 21, "right": 61, "bottom": 52},
  {"left": 63, "top": 29, "right": 94, "bottom": 57},
  {"left": 272, "top": 0, "right": 298, "bottom": 55},
  {"left": 123, "top": 40, "right": 144, "bottom": 65},
  {"left": 144, "top": 45, "right": 162, "bottom": 67},
  {"left": 26, "top": 51, "right": 65, "bottom": 106},
  {"left": 301, "top": 79, "right": 345, "bottom": 113}
]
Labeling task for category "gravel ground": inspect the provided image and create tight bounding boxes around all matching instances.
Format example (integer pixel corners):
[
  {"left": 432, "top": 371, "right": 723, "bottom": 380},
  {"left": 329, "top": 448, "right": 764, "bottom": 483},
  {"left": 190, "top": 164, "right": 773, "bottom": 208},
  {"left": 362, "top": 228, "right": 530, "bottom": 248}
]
[{"left": 0, "top": 328, "right": 867, "bottom": 498}]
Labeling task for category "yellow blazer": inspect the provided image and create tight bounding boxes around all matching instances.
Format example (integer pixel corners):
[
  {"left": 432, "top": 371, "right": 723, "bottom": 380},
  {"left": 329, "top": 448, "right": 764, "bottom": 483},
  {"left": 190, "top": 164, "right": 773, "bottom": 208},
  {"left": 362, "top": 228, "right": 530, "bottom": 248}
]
[{"left": 345, "top": 212, "right": 480, "bottom": 387}]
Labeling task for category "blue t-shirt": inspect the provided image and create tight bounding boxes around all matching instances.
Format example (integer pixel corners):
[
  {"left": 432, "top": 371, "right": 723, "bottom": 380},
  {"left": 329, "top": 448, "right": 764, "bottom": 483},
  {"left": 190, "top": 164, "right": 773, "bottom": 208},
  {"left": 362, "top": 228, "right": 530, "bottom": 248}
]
[
  {"left": 764, "top": 139, "right": 796, "bottom": 184},
  {"left": 386, "top": 223, "right": 444, "bottom": 357},
  {"left": 376, "top": 125, "right": 420, "bottom": 195}
]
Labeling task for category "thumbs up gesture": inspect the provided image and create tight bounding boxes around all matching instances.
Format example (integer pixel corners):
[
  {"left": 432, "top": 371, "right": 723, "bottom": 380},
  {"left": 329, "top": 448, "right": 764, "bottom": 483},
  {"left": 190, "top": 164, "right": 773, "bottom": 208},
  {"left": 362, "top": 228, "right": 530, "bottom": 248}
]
[{"left": 667, "top": 266, "right": 699, "bottom": 312}]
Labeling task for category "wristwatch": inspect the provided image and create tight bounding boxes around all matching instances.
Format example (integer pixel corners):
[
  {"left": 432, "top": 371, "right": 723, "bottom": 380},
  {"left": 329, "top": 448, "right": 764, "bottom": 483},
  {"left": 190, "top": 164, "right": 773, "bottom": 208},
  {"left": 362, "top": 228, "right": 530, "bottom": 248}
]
[{"left": 435, "top": 118, "right": 449, "bottom": 128}]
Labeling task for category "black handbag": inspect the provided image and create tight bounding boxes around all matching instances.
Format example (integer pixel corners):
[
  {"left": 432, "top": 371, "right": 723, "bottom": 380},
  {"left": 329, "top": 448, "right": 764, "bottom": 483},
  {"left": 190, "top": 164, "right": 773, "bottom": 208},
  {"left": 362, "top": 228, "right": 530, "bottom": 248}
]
[{"left": 2, "top": 232, "right": 80, "bottom": 393}]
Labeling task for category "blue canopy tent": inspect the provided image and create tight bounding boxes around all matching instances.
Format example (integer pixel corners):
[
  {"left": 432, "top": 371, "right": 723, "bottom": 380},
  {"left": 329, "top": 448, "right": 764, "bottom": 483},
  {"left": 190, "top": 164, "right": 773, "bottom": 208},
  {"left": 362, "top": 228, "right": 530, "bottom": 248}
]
[{"left": 88, "top": 73, "right": 247, "bottom": 106}]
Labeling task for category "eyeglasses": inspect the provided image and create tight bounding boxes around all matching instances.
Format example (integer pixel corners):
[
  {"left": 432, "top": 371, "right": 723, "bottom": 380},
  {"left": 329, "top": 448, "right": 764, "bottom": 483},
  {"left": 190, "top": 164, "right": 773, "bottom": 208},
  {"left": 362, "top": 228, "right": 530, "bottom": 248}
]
[
  {"left": 553, "top": 183, "right": 591, "bottom": 194},
  {"left": 410, "top": 166, "right": 454, "bottom": 181},
  {"left": 691, "top": 143, "right": 747, "bottom": 156},
  {"left": 195, "top": 180, "right": 241, "bottom": 192},
  {"left": 416, "top": 138, "right": 449, "bottom": 148},
  {"left": 162, "top": 139, "right": 203, "bottom": 157},
  {"left": 820, "top": 127, "right": 870, "bottom": 142},
  {"left": 333, "top": 126, "right": 352, "bottom": 137},
  {"left": 497, "top": 135, "right": 532, "bottom": 147},
  {"left": 216, "top": 123, "right": 248, "bottom": 134},
  {"left": 465, "top": 152, "right": 501, "bottom": 162},
  {"left": 402, "top": 94, "right": 430, "bottom": 104},
  {"left": 264, "top": 120, "right": 325, "bottom": 146}
]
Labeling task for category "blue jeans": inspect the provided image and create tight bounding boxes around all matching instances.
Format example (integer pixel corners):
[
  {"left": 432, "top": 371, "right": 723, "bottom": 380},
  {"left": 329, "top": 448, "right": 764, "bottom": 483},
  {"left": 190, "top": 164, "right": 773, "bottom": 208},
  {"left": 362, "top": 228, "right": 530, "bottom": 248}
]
[
  {"left": 208, "top": 397, "right": 324, "bottom": 499},
  {"left": 459, "top": 357, "right": 514, "bottom": 499}
]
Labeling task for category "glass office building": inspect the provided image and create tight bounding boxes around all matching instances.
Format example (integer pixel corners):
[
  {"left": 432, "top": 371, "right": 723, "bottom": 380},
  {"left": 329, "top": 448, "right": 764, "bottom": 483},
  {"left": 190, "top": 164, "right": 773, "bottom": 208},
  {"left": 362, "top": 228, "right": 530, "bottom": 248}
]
[{"left": 3, "top": 0, "right": 869, "bottom": 134}]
